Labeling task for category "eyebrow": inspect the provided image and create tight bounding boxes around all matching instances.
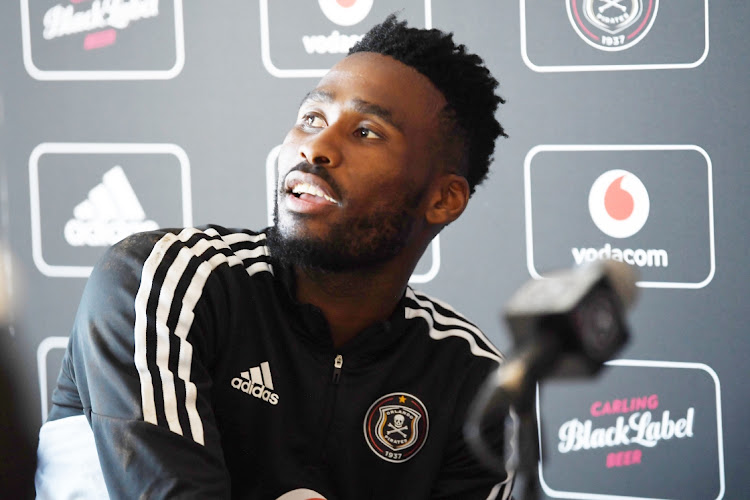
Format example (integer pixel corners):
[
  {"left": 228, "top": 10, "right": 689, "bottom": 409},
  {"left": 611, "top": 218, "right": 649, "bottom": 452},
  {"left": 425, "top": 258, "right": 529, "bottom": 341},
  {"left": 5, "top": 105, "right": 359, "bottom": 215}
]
[
  {"left": 300, "top": 89, "right": 334, "bottom": 107},
  {"left": 300, "top": 90, "right": 404, "bottom": 133}
]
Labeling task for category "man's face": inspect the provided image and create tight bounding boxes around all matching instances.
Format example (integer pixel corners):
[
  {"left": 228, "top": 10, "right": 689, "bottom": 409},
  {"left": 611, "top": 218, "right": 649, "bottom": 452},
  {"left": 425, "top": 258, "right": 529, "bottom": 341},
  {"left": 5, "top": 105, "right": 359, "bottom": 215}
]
[{"left": 270, "top": 52, "right": 449, "bottom": 271}]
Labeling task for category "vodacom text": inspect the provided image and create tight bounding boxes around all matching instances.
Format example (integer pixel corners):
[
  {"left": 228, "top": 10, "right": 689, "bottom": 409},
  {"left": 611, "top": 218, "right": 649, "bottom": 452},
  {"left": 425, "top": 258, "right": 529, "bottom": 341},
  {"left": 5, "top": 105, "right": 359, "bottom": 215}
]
[
  {"left": 572, "top": 243, "right": 669, "bottom": 268},
  {"left": 302, "top": 30, "right": 363, "bottom": 54}
]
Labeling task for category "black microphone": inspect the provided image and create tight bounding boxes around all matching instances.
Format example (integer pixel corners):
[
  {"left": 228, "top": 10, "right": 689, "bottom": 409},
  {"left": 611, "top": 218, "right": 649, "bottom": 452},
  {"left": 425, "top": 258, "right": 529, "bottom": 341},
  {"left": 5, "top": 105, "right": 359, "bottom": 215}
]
[{"left": 464, "top": 260, "right": 638, "bottom": 494}]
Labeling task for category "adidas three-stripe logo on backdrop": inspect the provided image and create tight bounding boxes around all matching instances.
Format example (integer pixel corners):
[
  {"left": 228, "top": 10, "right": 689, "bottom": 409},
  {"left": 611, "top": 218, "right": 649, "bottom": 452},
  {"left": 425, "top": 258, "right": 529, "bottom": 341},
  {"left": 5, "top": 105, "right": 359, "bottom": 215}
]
[{"left": 65, "top": 165, "right": 158, "bottom": 247}]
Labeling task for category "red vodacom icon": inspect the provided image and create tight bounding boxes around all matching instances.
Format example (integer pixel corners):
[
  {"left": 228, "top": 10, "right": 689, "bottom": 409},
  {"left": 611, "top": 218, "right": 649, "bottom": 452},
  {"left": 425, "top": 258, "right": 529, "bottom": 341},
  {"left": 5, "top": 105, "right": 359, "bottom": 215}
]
[
  {"left": 589, "top": 169, "right": 650, "bottom": 239},
  {"left": 318, "top": 0, "right": 374, "bottom": 26}
]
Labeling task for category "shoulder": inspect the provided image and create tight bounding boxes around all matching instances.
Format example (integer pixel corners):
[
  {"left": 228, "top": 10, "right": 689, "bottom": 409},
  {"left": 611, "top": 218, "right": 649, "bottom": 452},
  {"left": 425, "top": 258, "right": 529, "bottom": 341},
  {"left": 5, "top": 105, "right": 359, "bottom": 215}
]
[
  {"left": 95, "top": 225, "right": 273, "bottom": 281},
  {"left": 404, "top": 287, "right": 504, "bottom": 365},
  {"left": 78, "top": 225, "right": 275, "bottom": 320}
]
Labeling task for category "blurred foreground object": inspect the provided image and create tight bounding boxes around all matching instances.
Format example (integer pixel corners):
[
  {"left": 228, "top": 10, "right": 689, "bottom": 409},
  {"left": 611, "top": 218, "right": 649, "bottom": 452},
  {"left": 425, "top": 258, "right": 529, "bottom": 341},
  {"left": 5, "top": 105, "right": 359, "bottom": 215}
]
[
  {"left": 0, "top": 245, "right": 35, "bottom": 497},
  {"left": 465, "top": 260, "right": 638, "bottom": 500},
  {"left": 0, "top": 243, "right": 11, "bottom": 326}
]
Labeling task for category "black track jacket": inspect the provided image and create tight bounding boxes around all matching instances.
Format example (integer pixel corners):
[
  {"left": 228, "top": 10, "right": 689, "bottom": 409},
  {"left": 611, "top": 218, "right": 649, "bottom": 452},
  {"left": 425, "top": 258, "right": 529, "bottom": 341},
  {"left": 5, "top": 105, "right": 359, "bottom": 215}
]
[{"left": 47, "top": 226, "right": 512, "bottom": 499}]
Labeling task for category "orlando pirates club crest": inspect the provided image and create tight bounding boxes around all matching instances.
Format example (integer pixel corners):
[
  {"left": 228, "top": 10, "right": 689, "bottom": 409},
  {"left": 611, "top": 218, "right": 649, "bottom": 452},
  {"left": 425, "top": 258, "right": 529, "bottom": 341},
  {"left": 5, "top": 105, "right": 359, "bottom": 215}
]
[
  {"left": 364, "top": 392, "right": 429, "bottom": 463},
  {"left": 566, "top": 0, "right": 659, "bottom": 51}
]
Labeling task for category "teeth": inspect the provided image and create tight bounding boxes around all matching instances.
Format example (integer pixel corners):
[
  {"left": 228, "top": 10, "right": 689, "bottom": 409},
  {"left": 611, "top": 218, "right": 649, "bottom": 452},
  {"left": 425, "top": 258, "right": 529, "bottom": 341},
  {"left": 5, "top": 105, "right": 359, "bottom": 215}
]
[{"left": 291, "top": 182, "right": 337, "bottom": 203}]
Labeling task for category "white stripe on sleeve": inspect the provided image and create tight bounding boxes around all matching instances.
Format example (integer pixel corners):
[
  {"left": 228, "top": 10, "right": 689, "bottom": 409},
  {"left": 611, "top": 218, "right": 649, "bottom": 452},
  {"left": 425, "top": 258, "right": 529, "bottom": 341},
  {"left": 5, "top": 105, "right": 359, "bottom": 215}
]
[
  {"left": 134, "top": 228, "right": 272, "bottom": 445},
  {"left": 407, "top": 289, "right": 504, "bottom": 360},
  {"left": 134, "top": 231, "right": 183, "bottom": 427}
]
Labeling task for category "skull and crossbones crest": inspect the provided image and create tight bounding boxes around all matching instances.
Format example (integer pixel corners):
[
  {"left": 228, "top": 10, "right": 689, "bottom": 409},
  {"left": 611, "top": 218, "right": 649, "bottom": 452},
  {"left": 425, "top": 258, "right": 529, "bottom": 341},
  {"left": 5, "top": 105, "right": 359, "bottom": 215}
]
[
  {"left": 583, "top": 0, "right": 643, "bottom": 34},
  {"left": 566, "top": 0, "right": 657, "bottom": 51},
  {"left": 364, "top": 393, "right": 429, "bottom": 463},
  {"left": 376, "top": 406, "right": 421, "bottom": 450},
  {"left": 387, "top": 414, "right": 407, "bottom": 438}
]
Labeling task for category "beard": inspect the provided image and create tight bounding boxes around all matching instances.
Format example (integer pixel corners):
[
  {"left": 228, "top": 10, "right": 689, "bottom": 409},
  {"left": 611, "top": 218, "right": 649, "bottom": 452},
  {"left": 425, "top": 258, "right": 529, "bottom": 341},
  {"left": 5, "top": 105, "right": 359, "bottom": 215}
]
[
  {"left": 267, "top": 203, "right": 417, "bottom": 273},
  {"left": 267, "top": 169, "right": 424, "bottom": 273}
]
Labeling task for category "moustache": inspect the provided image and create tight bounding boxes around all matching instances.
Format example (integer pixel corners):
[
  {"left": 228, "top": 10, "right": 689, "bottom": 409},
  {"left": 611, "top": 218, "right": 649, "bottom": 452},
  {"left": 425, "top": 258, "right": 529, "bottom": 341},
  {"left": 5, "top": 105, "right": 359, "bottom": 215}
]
[{"left": 282, "top": 161, "right": 344, "bottom": 200}]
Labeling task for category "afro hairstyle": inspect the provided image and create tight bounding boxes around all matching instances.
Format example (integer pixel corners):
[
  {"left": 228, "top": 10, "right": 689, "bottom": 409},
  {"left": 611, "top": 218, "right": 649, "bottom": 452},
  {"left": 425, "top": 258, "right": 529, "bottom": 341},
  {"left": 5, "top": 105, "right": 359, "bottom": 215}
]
[{"left": 349, "top": 14, "right": 507, "bottom": 194}]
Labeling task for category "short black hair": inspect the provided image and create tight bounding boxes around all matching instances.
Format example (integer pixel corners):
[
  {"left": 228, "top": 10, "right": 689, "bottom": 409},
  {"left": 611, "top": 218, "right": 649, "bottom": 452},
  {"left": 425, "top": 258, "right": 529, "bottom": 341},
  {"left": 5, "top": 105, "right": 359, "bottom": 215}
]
[{"left": 350, "top": 15, "right": 506, "bottom": 195}]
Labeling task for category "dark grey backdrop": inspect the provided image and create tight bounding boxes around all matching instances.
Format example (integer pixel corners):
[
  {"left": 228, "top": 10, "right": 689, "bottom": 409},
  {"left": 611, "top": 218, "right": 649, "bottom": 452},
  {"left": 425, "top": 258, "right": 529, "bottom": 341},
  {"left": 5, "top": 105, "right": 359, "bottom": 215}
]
[{"left": 1, "top": 1, "right": 747, "bottom": 499}]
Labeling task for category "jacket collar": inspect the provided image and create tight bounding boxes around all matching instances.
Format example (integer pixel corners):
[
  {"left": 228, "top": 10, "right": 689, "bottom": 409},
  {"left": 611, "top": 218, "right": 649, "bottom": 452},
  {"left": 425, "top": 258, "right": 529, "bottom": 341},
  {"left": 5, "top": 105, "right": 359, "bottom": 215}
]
[{"left": 271, "top": 257, "right": 409, "bottom": 361}]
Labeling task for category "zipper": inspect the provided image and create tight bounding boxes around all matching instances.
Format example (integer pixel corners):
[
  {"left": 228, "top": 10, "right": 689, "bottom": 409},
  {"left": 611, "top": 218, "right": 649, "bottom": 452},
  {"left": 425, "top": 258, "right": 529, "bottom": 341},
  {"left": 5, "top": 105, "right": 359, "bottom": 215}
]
[
  {"left": 315, "top": 354, "right": 344, "bottom": 463},
  {"left": 331, "top": 354, "right": 343, "bottom": 384}
]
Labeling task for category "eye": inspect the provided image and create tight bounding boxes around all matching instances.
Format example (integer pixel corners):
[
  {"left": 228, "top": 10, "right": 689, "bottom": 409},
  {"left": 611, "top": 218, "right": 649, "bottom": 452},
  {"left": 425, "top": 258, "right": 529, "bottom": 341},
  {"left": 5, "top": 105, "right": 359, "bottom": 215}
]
[
  {"left": 355, "top": 127, "right": 382, "bottom": 140},
  {"left": 300, "top": 113, "right": 326, "bottom": 129}
]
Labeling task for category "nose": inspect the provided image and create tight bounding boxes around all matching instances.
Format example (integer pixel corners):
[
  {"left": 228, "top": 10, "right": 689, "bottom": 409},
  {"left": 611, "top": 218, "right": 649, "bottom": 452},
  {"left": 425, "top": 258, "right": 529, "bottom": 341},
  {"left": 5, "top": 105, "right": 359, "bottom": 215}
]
[{"left": 298, "top": 127, "right": 342, "bottom": 167}]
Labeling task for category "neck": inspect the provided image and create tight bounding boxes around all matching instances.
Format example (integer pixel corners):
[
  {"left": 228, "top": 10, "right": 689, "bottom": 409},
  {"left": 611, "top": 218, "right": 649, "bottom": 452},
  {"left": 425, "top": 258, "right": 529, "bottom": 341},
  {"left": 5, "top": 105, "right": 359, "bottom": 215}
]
[{"left": 294, "top": 263, "right": 409, "bottom": 348}]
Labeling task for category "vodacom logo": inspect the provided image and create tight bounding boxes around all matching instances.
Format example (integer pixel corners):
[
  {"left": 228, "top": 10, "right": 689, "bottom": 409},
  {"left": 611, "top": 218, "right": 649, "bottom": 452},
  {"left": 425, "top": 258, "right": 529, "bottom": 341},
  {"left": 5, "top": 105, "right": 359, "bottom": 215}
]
[
  {"left": 318, "top": 0, "right": 373, "bottom": 26},
  {"left": 588, "top": 169, "right": 649, "bottom": 238}
]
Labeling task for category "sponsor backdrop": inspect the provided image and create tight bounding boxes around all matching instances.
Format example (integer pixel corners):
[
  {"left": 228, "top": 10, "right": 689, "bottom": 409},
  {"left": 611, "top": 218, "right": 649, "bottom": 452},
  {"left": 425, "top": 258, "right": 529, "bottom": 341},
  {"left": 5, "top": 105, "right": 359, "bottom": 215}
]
[{"left": 0, "top": 1, "right": 747, "bottom": 498}]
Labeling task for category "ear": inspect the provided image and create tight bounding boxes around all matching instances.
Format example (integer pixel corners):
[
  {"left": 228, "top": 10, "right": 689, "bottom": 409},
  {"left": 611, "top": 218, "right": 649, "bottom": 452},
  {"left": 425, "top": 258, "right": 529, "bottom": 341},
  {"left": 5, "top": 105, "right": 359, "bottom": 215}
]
[{"left": 425, "top": 174, "right": 470, "bottom": 226}]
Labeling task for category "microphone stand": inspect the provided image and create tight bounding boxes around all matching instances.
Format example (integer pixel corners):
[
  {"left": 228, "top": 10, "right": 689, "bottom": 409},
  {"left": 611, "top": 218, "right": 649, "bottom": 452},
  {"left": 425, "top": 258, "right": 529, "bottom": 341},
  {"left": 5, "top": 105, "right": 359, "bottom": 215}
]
[
  {"left": 465, "top": 330, "right": 563, "bottom": 500},
  {"left": 464, "top": 260, "right": 637, "bottom": 500}
]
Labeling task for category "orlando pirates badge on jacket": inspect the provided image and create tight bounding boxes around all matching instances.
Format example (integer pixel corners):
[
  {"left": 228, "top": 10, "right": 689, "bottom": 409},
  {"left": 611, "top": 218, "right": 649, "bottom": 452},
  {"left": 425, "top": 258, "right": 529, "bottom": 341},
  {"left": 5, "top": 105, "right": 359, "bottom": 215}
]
[{"left": 363, "top": 392, "right": 429, "bottom": 463}]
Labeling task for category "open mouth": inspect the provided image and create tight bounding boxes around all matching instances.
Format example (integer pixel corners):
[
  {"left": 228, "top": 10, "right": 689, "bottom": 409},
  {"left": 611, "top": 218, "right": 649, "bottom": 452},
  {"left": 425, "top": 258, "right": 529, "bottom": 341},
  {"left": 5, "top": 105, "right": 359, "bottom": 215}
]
[
  {"left": 289, "top": 182, "right": 339, "bottom": 204},
  {"left": 284, "top": 171, "right": 341, "bottom": 206}
]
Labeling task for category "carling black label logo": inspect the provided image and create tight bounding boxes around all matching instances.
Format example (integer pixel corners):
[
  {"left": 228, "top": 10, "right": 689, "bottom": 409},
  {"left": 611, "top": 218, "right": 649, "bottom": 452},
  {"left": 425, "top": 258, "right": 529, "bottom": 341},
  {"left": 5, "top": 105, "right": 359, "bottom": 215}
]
[
  {"left": 29, "top": 143, "right": 192, "bottom": 277},
  {"left": 520, "top": 0, "right": 708, "bottom": 72},
  {"left": 524, "top": 145, "right": 715, "bottom": 289},
  {"left": 21, "top": 0, "right": 185, "bottom": 80},
  {"left": 537, "top": 360, "right": 725, "bottom": 499},
  {"left": 259, "top": 0, "right": 432, "bottom": 78}
]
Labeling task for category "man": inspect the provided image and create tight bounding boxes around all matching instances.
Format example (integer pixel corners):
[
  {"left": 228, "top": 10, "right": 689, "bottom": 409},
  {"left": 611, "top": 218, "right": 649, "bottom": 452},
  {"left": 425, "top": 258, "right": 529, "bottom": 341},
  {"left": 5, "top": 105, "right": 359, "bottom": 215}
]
[{"left": 36, "top": 15, "right": 511, "bottom": 499}]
